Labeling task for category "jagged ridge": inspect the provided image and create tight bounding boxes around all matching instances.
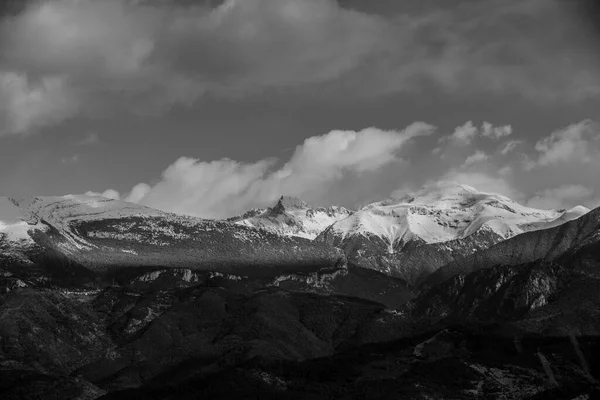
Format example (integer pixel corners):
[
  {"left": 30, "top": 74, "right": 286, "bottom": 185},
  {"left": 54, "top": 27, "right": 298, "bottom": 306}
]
[{"left": 230, "top": 195, "right": 354, "bottom": 239}]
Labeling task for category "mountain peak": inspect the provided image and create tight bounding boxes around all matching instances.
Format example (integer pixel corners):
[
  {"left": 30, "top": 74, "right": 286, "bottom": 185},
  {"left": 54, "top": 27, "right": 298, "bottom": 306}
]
[
  {"left": 393, "top": 181, "right": 479, "bottom": 200},
  {"left": 320, "top": 180, "right": 590, "bottom": 283},
  {"left": 232, "top": 196, "right": 353, "bottom": 240},
  {"left": 275, "top": 195, "right": 310, "bottom": 211},
  {"left": 381, "top": 181, "right": 509, "bottom": 210}
]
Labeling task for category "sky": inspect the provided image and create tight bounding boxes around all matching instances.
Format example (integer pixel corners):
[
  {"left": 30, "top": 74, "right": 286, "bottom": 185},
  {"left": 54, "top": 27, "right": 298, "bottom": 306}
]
[{"left": 1, "top": 0, "right": 600, "bottom": 218}]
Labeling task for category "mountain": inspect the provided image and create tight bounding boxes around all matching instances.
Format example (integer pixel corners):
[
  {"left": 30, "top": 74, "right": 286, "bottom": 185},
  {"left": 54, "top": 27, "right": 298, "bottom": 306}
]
[
  {"left": 425, "top": 205, "right": 600, "bottom": 288},
  {"left": 0, "top": 195, "right": 345, "bottom": 286},
  {"left": 2, "top": 191, "right": 600, "bottom": 399},
  {"left": 316, "top": 182, "right": 588, "bottom": 285},
  {"left": 387, "top": 205, "right": 600, "bottom": 338},
  {"left": 229, "top": 195, "right": 353, "bottom": 239}
]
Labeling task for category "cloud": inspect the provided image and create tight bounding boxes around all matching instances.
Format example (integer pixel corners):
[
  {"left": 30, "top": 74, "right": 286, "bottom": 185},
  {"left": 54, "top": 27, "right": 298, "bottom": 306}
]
[
  {"left": 438, "top": 170, "right": 523, "bottom": 201},
  {"left": 92, "top": 123, "right": 434, "bottom": 218},
  {"left": 389, "top": 183, "right": 422, "bottom": 201},
  {"left": 437, "top": 121, "right": 514, "bottom": 148},
  {"left": 0, "top": 71, "right": 78, "bottom": 136},
  {"left": 76, "top": 132, "right": 100, "bottom": 146},
  {"left": 1, "top": 0, "right": 599, "bottom": 135},
  {"left": 125, "top": 183, "right": 152, "bottom": 203},
  {"left": 527, "top": 119, "right": 600, "bottom": 168},
  {"left": 461, "top": 150, "right": 488, "bottom": 168},
  {"left": 499, "top": 140, "right": 522, "bottom": 155},
  {"left": 85, "top": 189, "right": 121, "bottom": 200},
  {"left": 0, "top": 0, "right": 388, "bottom": 134},
  {"left": 481, "top": 122, "right": 512, "bottom": 140},
  {"left": 526, "top": 184, "right": 595, "bottom": 209},
  {"left": 84, "top": 118, "right": 600, "bottom": 215},
  {"left": 373, "top": 0, "right": 600, "bottom": 101},
  {"left": 447, "top": 121, "right": 479, "bottom": 146},
  {"left": 279, "top": 124, "right": 433, "bottom": 178}
]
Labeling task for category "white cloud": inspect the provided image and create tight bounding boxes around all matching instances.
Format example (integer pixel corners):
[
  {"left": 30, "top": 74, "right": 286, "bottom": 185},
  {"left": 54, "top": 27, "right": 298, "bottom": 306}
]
[
  {"left": 0, "top": 71, "right": 78, "bottom": 136},
  {"left": 437, "top": 121, "right": 515, "bottom": 150},
  {"left": 131, "top": 157, "right": 275, "bottom": 218},
  {"left": 446, "top": 121, "right": 478, "bottom": 146},
  {"left": 85, "top": 189, "right": 121, "bottom": 200},
  {"left": 500, "top": 140, "right": 522, "bottom": 155},
  {"left": 279, "top": 124, "right": 433, "bottom": 179},
  {"left": 125, "top": 183, "right": 152, "bottom": 203},
  {"left": 461, "top": 150, "right": 488, "bottom": 168},
  {"left": 94, "top": 123, "right": 434, "bottom": 218},
  {"left": 83, "top": 118, "right": 600, "bottom": 216},
  {"left": 529, "top": 119, "right": 600, "bottom": 168},
  {"left": 526, "top": 184, "right": 595, "bottom": 210},
  {"left": 438, "top": 170, "right": 523, "bottom": 201},
  {"left": 389, "top": 184, "right": 421, "bottom": 200},
  {"left": 481, "top": 122, "right": 512, "bottom": 140}
]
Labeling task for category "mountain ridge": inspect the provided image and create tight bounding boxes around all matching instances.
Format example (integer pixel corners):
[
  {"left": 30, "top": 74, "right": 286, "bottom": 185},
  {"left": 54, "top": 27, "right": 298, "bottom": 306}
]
[
  {"left": 0, "top": 195, "right": 346, "bottom": 287},
  {"left": 315, "top": 182, "right": 589, "bottom": 284},
  {"left": 229, "top": 195, "right": 354, "bottom": 239}
]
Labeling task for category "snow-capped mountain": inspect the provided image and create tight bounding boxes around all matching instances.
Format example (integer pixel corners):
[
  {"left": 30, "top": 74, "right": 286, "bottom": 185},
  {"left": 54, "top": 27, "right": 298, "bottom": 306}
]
[
  {"left": 1, "top": 195, "right": 164, "bottom": 252},
  {"left": 0, "top": 195, "right": 345, "bottom": 286},
  {"left": 229, "top": 195, "right": 354, "bottom": 239},
  {"left": 316, "top": 182, "right": 589, "bottom": 285}
]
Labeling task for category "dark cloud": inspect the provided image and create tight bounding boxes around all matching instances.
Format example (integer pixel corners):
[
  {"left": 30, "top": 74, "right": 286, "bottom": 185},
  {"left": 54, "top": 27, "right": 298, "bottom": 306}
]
[
  {"left": 0, "top": 0, "right": 389, "bottom": 135},
  {"left": 564, "top": 0, "right": 600, "bottom": 40},
  {"left": 1, "top": 0, "right": 599, "bottom": 136}
]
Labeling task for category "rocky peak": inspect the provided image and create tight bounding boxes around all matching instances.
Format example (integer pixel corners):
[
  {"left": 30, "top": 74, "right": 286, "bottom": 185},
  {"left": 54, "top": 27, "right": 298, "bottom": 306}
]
[{"left": 272, "top": 196, "right": 310, "bottom": 213}]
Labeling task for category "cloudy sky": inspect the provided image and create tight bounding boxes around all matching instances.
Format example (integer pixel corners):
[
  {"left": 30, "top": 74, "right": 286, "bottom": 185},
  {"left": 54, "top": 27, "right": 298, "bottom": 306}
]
[{"left": 1, "top": 0, "right": 600, "bottom": 218}]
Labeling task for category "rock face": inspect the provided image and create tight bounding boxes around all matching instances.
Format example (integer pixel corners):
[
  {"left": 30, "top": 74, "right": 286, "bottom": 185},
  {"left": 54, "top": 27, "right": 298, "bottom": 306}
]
[
  {"left": 230, "top": 195, "right": 354, "bottom": 240},
  {"left": 316, "top": 182, "right": 588, "bottom": 285},
  {"left": 0, "top": 195, "right": 346, "bottom": 286}
]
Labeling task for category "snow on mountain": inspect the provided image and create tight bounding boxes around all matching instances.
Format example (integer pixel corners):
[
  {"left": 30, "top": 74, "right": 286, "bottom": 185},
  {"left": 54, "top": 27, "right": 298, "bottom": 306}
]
[
  {"left": 316, "top": 182, "right": 589, "bottom": 284},
  {"left": 0, "top": 195, "right": 346, "bottom": 284},
  {"left": 325, "top": 182, "right": 588, "bottom": 252},
  {"left": 1, "top": 195, "right": 164, "bottom": 254},
  {"left": 230, "top": 195, "right": 354, "bottom": 239},
  {"left": 0, "top": 197, "right": 32, "bottom": 244}
]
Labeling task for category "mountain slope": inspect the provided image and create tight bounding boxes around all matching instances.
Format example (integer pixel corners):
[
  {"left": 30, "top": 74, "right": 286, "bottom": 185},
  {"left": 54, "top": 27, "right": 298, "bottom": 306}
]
[
  {"left": 316, "top": 182, "right": 588, "bottom": 285},
  {"left": 385, "top": 206, "right": 600, "bottom": 341},
  {"left": 229, "top": 196, "right": 353, "bottom": 239},
  {"left": 425, "top": 205, "right": 600, "bottom": 288},
  {"left": 0, "top": 195, "right": 345, "bottom": 286}
]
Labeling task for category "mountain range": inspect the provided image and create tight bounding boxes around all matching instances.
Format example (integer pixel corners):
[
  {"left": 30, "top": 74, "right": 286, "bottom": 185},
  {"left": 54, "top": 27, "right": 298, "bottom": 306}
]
[
  {"left": 233, "top": 182, "right": 588, "bottom": 285},
  {"left": 1, "top": 182, "right": 599, "bottom": 399}
]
